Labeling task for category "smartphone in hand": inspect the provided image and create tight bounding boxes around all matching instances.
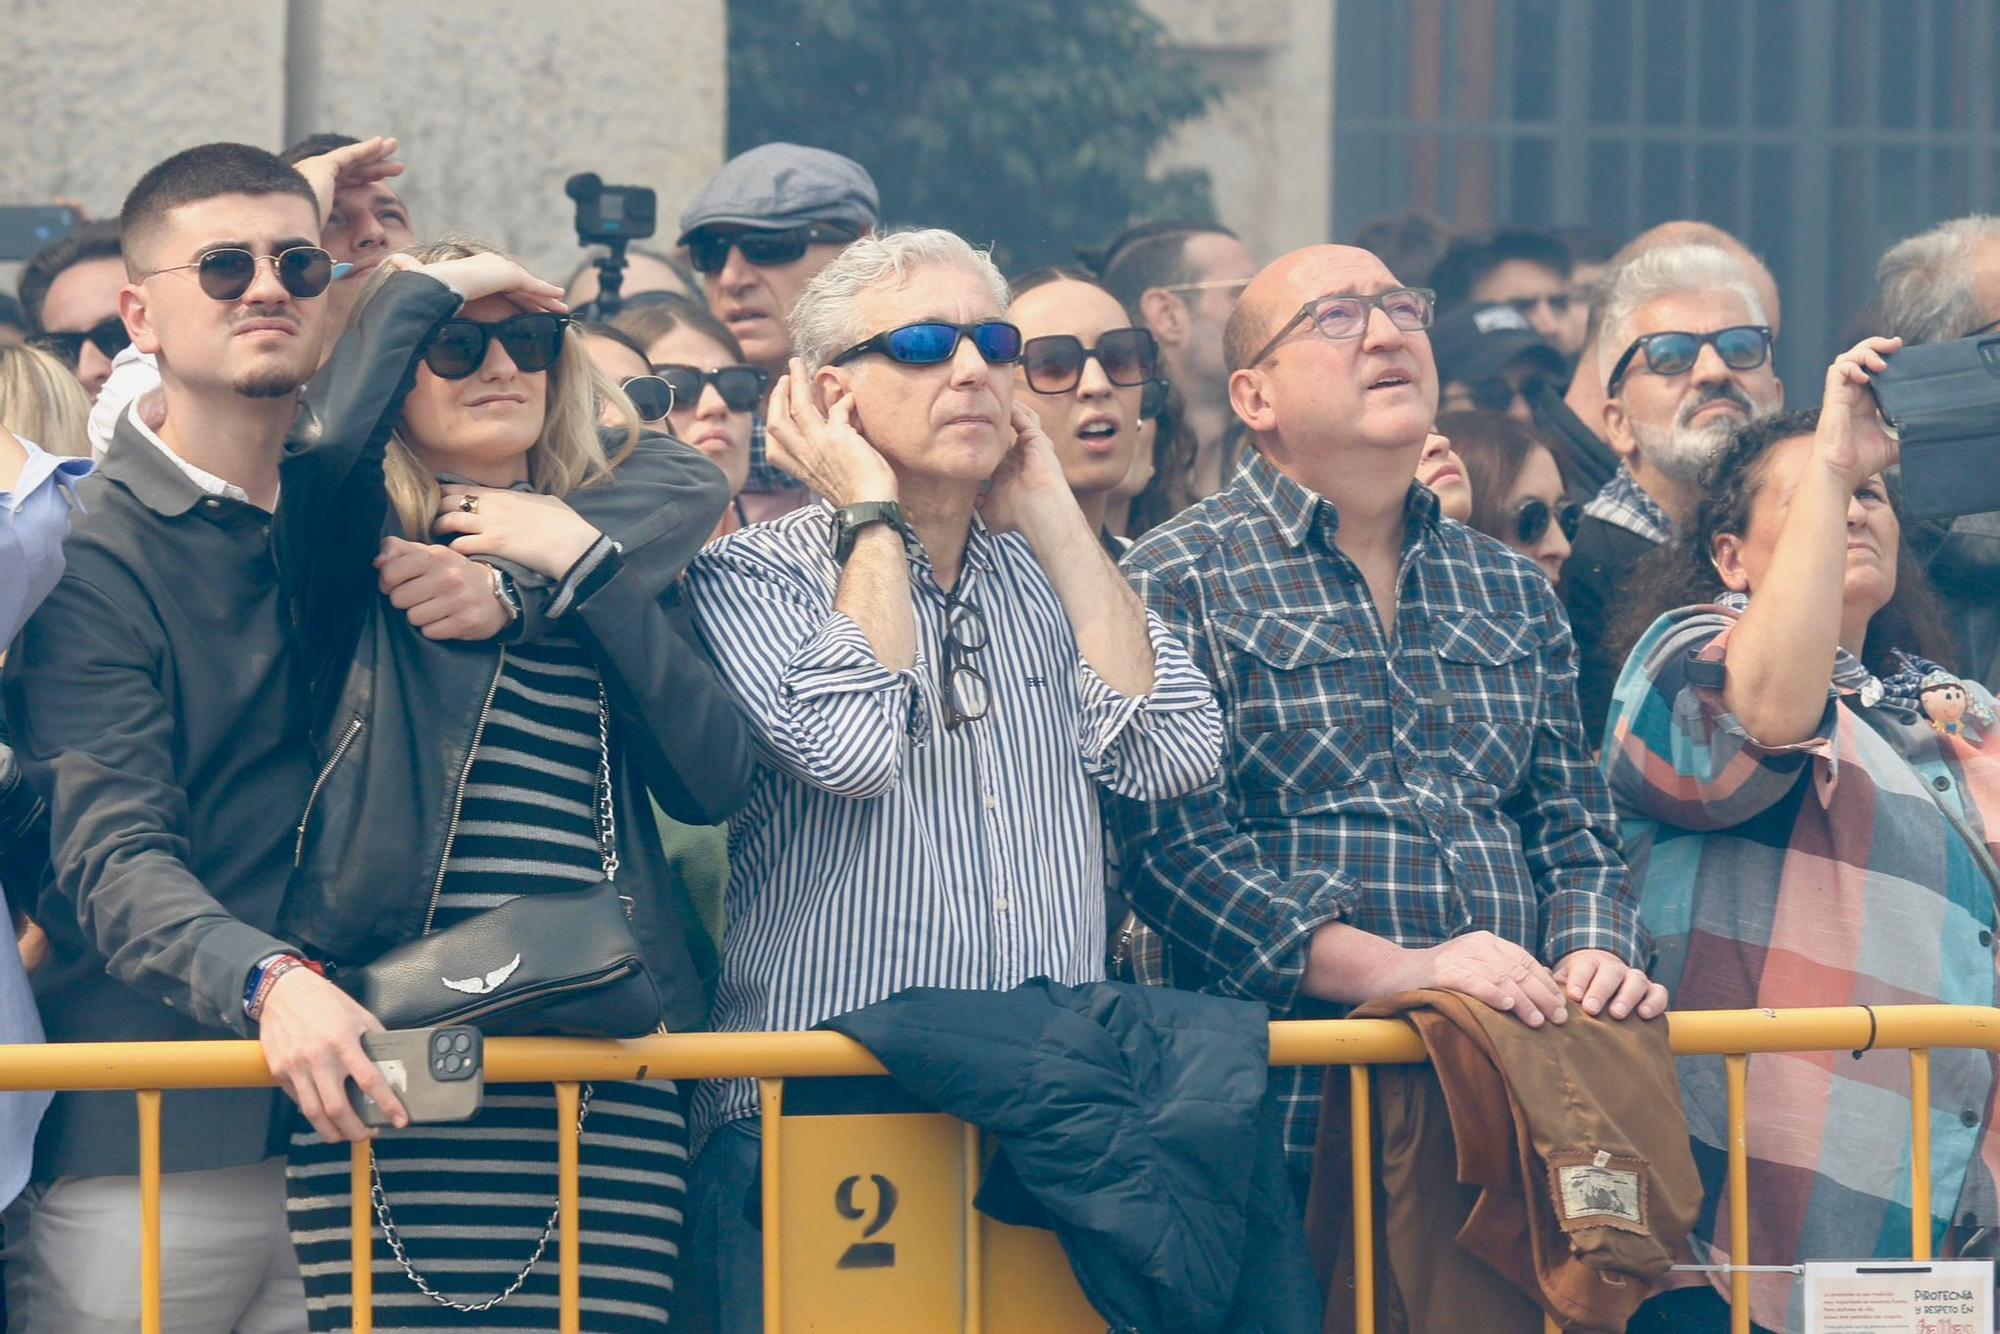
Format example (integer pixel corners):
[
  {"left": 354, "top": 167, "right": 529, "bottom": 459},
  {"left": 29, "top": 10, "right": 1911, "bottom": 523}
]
[{"left": 348, "top": 1025, "right": 485, "bottom": 1128}]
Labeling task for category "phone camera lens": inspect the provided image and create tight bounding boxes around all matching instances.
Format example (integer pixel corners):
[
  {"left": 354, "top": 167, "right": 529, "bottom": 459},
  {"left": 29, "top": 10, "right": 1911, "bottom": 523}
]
[{"left": 453, "top": 1033, "right": 472, "bottom": 1054}]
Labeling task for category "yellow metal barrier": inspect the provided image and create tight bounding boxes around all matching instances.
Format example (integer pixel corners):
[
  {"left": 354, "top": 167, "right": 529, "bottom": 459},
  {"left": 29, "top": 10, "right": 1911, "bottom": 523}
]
[{"left": 0, "top": 1004, "right": 1992, "bottom": 1332}]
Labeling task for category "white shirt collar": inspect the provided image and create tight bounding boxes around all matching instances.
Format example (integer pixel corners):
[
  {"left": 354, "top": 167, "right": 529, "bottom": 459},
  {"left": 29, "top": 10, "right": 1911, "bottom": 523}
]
[{"left": 125, "top": 400, "right": 255, "bottom": 505}]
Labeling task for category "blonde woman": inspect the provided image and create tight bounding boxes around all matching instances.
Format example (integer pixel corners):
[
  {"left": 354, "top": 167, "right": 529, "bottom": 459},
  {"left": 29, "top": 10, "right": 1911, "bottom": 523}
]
[{"left": 279, "top": 241, "right": 751, "bottom": 1329}]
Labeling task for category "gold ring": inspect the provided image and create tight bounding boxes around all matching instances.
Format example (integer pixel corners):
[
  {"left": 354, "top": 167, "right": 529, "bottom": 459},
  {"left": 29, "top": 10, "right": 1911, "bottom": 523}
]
[{"left": 458, "top": 494, "right": 479, "bottom": 514}]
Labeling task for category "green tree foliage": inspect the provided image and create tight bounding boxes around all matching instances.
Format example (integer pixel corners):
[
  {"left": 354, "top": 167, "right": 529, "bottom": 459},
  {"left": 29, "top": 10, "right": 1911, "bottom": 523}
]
[{"left": 727, "top": 0, "right": 1220, "bottom": 273}]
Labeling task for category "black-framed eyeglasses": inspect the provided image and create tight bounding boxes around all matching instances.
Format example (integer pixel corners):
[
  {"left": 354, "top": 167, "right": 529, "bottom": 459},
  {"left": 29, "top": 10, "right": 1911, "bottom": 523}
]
[
  {"left": 141, "top": 246, "right": 335, "bottom": 302},
  {"left": 1021, "top": 327, "right": 1158, "bottom": 395},
  {"left": 655, "top": 363, "right": 771, "bottom": 413},
  {"left": 831, "top": 321, "right": 1023, "bottom": 370},
  {"left": 940, "top": 590, "right": 990, "bottom": 731},
  {"left": 1514, "top": 498, "right": 1582, "bottom": 546},
  {"left": 29, "top": 315, "right": 130, "bottom": 368},
  {"left": 685, "top": 223, "right": 857, "bottom": 275},
  {"left": 1247, "top": 286, "right": 1435, "bottom": 366},
  {"left": 422, "top": 312, "right": 571, "bottom": 380},
  {"left": 1605, "top": 325, "right": 1772, "bottom": 395},
  {"left": 1458, "top": 373, "right": 1552, "bottom": 414},
  {"left": 621, "top": 374, "right": 674, "bottom": 422}
]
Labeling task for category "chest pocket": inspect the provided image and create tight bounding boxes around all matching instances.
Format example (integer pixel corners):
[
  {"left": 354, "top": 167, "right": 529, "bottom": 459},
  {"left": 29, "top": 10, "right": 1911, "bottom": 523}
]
[
  {"left": 1432, "top": 611, "right": 1542, "bottom": 791},
  {"left": 1214, "top": 611, "right": 1379, "bottom": 794}
]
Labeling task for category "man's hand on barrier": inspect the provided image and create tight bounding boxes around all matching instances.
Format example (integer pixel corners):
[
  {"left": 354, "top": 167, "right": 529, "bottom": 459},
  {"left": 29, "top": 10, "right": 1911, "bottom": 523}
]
[
  {"left": 258, "top": 968, "right": 407, "bottom": 1142},
  {"left": 1554, "top": 949, "right": 1668, "bottom": 1021},
  {"left": 1415, "top": 931, "right": 1569, "bottom": 1028},
  {"left": 1306, "top": 925, "right": 1566, "bottom": 1027}
]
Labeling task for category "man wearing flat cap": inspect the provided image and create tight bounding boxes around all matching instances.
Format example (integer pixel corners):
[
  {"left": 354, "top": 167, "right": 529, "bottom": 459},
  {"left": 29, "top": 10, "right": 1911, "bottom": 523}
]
[{"left": 679, "top": 143, "right": 881, "bottom": 521}]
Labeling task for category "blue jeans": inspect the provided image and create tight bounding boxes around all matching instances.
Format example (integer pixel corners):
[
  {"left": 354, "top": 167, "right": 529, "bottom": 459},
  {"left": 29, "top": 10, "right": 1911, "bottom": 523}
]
[{"left": 679, "top": 1120, "right": 764, "bottom": 1334}]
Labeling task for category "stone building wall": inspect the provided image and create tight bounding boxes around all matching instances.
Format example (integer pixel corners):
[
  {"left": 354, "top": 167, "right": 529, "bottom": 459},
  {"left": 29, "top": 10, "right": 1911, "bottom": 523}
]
[{"left": 0, "top": 0, "right": 725, "bottom": 283}]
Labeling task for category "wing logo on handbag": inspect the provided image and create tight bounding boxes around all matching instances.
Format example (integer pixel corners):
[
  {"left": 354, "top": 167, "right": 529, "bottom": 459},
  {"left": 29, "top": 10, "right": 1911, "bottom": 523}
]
[{"left": 441, "top": 954, "right": 522, "bottom": 996}]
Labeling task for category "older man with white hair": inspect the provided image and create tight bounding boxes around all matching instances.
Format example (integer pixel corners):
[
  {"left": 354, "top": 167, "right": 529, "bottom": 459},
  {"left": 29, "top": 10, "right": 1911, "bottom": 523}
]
[
  {"left": 1875, "top": 215, "right": 2000, "bottom": 690},
  {"left": 680, "top": 227, "right": 1223, "bottom": 1331},
  {"left": 1563, "top": 243, "right": 1784, "bottom": 731}
]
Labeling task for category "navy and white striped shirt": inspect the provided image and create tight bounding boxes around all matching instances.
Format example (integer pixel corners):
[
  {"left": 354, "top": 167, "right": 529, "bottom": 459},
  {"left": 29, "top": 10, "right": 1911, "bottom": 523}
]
[{"left": 684, "top": 503, "right": 1223, "bottom": 1149}]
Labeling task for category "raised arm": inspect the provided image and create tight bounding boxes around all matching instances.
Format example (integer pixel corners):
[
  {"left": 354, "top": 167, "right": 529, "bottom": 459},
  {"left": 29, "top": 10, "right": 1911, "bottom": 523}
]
[{"left": 1717, "top": 336, "right": 1903, "bottom": 745}]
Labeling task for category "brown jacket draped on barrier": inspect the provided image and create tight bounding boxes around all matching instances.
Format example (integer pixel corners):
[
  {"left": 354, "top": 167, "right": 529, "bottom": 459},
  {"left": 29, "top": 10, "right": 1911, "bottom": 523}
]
[{"left": 1310, "top": 989, "right": 1701, "bottom": 1333}]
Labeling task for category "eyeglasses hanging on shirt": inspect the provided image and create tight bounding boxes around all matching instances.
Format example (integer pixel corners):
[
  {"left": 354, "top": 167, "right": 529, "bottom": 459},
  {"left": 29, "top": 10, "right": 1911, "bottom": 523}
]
[{"left": 940, "top": 589, "right": 990, "bottom": 730}]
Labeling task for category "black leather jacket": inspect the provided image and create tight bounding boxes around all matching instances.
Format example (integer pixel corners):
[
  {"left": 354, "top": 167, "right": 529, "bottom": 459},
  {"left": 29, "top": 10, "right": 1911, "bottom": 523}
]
[{"left": 275, "top": 271, "right": 753, "bottom": 1030}]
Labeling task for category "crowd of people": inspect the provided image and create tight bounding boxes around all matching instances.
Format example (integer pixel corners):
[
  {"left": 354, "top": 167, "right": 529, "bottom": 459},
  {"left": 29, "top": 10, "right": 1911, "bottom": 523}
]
[{"left": 2, "top": 122, "right": 2000, "bottom": 1334}]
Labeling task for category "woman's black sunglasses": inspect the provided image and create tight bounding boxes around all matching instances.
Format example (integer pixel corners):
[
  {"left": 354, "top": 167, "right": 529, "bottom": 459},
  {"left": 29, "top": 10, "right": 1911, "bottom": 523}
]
[
  {"left": 29, "top": 315, "right": 130, "bottom": 368},
  {"left": 621, "top": 375, "right": 674, "bottom": 422},
  {"left": 1514, "top": 498, "right": 1582, "bottom": 545},
  {"left": 831, "top": 321, "right": 1023, "bottom": 369},
  {"left": 422, "top": 313, "right": 571, "bottom": 380},
  {"left": 1605, "top": 325, "right": 1772, "bottom": 395},
  {"left": 142, "top": 246, "right": 335, "bottom": 302},
  {"left": 1021, "top": 327, "right": 1159, "bottom": 395},
  {"left": 655, "top": 363, "right": 771, "bottom": 413},
  {"left": 684, "top": 224, "right": 857, "bottom": 275}
]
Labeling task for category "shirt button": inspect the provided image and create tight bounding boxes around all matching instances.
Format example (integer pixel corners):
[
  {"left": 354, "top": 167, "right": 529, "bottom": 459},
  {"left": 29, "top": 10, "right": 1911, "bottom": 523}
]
[
  {"left": 1962, "top": 1109, "right": 1981, "bottom": 1128},
  {"left": 1982, "top": 930, "right": 1994, "bottom": 949},
  {"left": 994, "top": 897, "right": 1010, "bottom": 913},
  {"left": 203, "top": 498, "right": 222, "bottom": 509},
  {"left": 1935, "top": 775, "right": 1953, "bottom": 792},
  {"left": 983, "top": 793, "right": 998, "bottom": 810}
]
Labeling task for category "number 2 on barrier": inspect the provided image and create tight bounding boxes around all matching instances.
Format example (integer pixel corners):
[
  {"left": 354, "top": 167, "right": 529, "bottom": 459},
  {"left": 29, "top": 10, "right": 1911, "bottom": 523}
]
[{"left": 834, "top": 1173, "right": 899, "bottom": 1268}]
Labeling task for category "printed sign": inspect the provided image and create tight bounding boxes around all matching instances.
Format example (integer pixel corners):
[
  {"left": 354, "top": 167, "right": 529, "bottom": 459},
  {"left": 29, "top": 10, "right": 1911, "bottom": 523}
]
[{"left": 1803, "top": 1260, "right": 1993, "bottom": 1334}]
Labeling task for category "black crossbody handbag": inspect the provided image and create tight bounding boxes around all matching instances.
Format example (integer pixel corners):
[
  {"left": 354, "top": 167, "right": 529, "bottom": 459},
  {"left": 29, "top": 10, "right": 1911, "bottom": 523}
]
[{"left": 334, "top": 684, "right": 665, "bottom": 1037}]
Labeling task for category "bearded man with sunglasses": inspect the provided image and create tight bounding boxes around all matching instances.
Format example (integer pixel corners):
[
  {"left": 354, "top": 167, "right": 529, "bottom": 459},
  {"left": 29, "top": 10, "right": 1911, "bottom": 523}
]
[
  {"left": 1564, "top": 243, "right": 1783, "bottom": 734},
  {"left": 1110, "top": 247, "right": 1661, "bottom": 1278},
  {"left": 0, "top": 142, "right": 541, "bottom": 1332},
  {"left": 680, "top": 228, "right": 1222, "bottom": 1331}
]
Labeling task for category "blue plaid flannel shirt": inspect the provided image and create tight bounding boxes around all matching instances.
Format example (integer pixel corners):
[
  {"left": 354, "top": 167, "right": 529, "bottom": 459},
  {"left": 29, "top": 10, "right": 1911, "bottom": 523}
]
[{"left": 1110, "top": 449, "right": 1645, "bottom": 1169}]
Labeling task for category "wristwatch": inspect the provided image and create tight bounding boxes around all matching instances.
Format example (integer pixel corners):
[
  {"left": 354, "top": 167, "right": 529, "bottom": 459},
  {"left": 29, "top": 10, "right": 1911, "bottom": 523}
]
[{"left": 829, "top": 501, "right": 909, "bottom": 565}]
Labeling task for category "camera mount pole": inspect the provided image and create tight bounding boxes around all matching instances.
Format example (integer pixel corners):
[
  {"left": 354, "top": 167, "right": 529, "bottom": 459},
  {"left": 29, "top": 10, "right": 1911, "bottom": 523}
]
[{"left": 592, "top": 238, "right": 630, "bottom": 320}]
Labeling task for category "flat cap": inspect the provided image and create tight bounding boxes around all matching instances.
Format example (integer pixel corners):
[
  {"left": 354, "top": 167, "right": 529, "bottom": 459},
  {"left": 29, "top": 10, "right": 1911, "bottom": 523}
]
[{"left": 677, "top": 142, "right": 880, "bottom": 245}]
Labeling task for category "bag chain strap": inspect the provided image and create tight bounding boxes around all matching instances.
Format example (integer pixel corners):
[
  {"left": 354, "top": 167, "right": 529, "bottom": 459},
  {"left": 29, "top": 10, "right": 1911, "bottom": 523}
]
[
  {"left": 371, "top": 1083, "right": 594, "bottom": 1311},
  {"left": 371, "top": 679, "right": 623, "bottom": 1311}
]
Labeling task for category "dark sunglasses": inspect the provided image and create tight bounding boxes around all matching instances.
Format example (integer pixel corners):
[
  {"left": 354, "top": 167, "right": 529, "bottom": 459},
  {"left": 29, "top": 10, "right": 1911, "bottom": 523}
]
[
  {"left": 422, "top": 312, "right": 571, "bottom": 380},
  {"left": 29, "top": 315, "right": 131, "bottom": 368},
  {"left": 1021, "top": 327, "right": 1159, "bottom": 395},
  {"left": 1248, "top": 286, "right": 1435, "bottom": 366},
  {"left": 940, "top": 591, "right": 990, "bottom": 730},
  {"left": 656, "top": 363, "right": 771, "bottom": 413},
  {"left": 621, "top": 374, "right": 674, "bottom": 422},
  {"left": 1506, "top": 293, "right": 1572, "bottom": 319},
  {"left": 143, "top": 246, "right": 335, "bottom": 302},
  {"left": 684, "top": 224, "right": 857, "bottom": 275},
  {"left": 1139, "top": 377, "right": 1170, "bottom": 421},
  {"left": 1464, "top": 373, "right": 1551, "bottom": 413},
  {"left": 1514, "top": 498, "right": 1582, "bottom": 546},
  {"left": 832, "top": 321, "right": 1024, "bottom": 369},
  {"left": 1606, "top": 325, "right": 1772, "bottom": 395}
]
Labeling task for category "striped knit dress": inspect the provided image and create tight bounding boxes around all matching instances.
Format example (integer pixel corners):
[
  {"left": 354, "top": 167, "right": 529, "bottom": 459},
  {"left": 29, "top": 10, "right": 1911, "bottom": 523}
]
[{"left": 287, "top": 638, "right": 688, "bottom": 1330}]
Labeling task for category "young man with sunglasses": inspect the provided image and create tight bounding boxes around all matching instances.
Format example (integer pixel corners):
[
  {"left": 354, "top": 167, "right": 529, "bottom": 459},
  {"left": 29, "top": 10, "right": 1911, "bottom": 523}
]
[
  {"left": 1110, "top": 247, "right": 1660, "bottom": 1287},
  {"left": 1564, "top": 242, "right": 1782, "bottom": 733},
  {"left": 675, "top": 142, "right": 880, "bottom": 525},
  {"left": 0, "top": 142, "right": 528, "bottom": 1332},
  {"left": 680, "top": 228, "right": 1222, "bottom": 1331},
  {"left": 1431, "top": 301, "right": 1569, "bottom": 426},
  {"left": 17, "top": 219, "right": 128, "bottom": 402}
]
